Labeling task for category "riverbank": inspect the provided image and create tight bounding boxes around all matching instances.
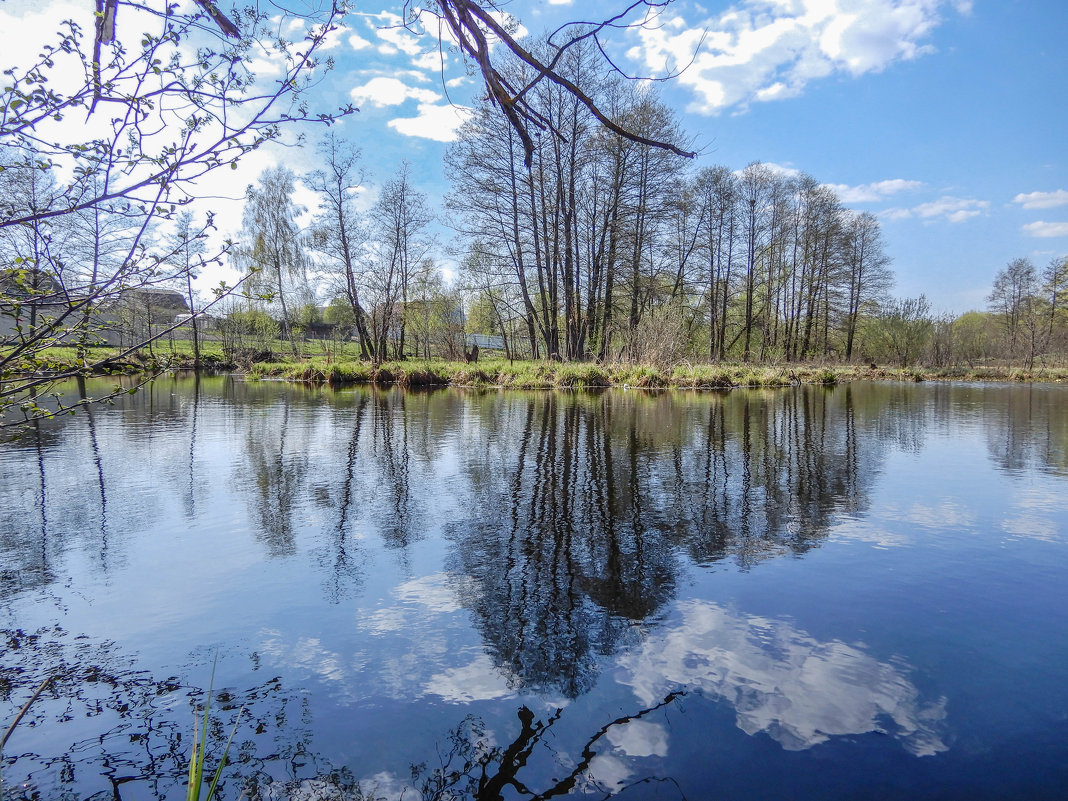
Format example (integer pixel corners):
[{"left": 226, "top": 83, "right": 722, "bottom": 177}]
[
  {"left": 10, "top": 348, "right": 1068, "bottom": 388},
  {"left": 246, "top": 359, "right": 1068, "bottom": 389}
]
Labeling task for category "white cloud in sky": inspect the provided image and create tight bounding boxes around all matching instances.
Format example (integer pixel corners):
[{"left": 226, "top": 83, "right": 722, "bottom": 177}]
[
  {"left": 1013, "top": 189, "right": 1068, "bottom": 210},
  {"left": 350, "top": 77, "right": 441, "bottom": 107},
  {"left": 824, "top": 179, "right": 925, "bottom": 203},
  {"left": 349, "top": 32, "right": 373, "bottom": 50},
  {"left": 882, "top": 196, "right": 989, "bottom": 223},
  {"left": 629, "top": 0, "right": 966, "bottom": 114},
  {"left": 733, "top": 161, "right": 801, "bottom": 179},
  {"left": 413, "top": 50, "right": 447, "bottom": 72},
  {"left": 389, "top": 103, "right": 474, "bottom": 142},
  {"left": 377, "top": 24, "right": 424, "bottom": 57},
  {"left": 1022, "top": 221, "right": 1068, "bottom": 238}
]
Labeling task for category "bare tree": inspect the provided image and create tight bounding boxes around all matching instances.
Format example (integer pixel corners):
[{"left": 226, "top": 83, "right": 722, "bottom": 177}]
[
  {"left": 307, "top": 134, "right": 375, "bottom": 360},
  {"left": 369, "top": 163, "right": 432, "bottom": 362},
  {"left": 841, "top": 211, "right": 893, "bottom": 361},
  {"left": 988, "top": 257, "right": 1038, "bottom": 357},
  {"left": 166, "top": 212, "right": 209, "bottom": 367},
  {"left": 418, "top": 1, "right": 697, "bottom": 167}
]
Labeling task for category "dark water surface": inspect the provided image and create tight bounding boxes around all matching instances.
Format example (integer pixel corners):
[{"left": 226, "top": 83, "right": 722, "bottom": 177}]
[{"left": 1, "top": 377, "right": 1066, "bottom": 800}]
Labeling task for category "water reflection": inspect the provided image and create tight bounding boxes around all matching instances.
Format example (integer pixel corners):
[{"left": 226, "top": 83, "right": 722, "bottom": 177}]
[
  {"left": 238, "top": 399, "right": 310, "bottom": 558},
  {"left": 405, "top": 693, "right": 684, "bottom": 801},
  {"left": 618, "top": 600, "right": 947, "bottom": 755},
  {"left": 446, "top": 388, "right": 891, "bottom": 696},
  {"left": 0, "top": 626, "right": 684, "bottom": 801},
  {"left": 4, "top": 378, "right": 1067, "bottom": 608},
  {"left": 2, "top": 377, "right": 1068, "bottom": 798}
]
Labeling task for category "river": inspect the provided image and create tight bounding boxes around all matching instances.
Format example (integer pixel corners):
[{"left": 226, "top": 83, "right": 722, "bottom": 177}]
[{"left": 1, "top": 376, "right": 1066, "bottom": 799}]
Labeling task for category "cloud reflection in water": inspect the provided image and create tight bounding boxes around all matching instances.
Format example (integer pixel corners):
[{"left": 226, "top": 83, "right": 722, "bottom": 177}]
[{"left": 617, "top": 600, "right": 947, "bottom": 755}]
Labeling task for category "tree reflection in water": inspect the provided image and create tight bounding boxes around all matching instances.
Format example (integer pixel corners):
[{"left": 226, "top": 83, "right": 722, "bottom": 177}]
[
  {"left": 447, "top": 388, "right": 885, "bottom": 698},
  {"left": 408, "top": 693, "right": 684, "bottom": 801},
  {"left": 2, "top": 379, "right": 1064, "bottom": 798},
  {"left": 0, "top": 627, "right": 685, "bottom": 801}
]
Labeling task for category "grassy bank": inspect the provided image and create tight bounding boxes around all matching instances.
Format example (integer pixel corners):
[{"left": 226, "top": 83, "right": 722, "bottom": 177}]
[
  {"left": 248, "top": 359, "right": 1068, "bottom": 389},
  {"left": 247, "top": 358, "right": 844, "bottom": 389},
  {"left": 2, "top": 342, "right": 231, "bottom": 376},
  {"left": 9, "top": 346, "right": 1068, "bottom": 387}
]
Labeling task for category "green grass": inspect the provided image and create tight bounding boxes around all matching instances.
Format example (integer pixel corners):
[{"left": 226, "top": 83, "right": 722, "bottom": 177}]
[
  {"left": 246, "top": 358, "right": 855, "bottom": 391},
  {"left": 11, "top": 345, "right": 1068, "bottom": 387}
]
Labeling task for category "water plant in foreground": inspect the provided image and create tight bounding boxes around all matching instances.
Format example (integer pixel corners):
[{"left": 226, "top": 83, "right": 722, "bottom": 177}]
[{"left": 186, "top": 657, "right": 244, "bottom": 801}]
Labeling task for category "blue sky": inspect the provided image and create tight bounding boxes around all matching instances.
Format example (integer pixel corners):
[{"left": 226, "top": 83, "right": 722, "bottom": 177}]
[
  {"left": 320, "top": 0, "right": 1068, "bottom": 313},
  {"left": 3, "top": 0, "right": 1066, "bottom": 312}
]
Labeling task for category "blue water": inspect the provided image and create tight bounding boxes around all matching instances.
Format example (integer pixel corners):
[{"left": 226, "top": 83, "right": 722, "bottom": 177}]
[{"left": 0, "top": 377, "right": 1065, "bottom": 799}]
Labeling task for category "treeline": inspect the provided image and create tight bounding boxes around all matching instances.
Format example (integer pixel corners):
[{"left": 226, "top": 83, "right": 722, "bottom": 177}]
[
  {"left": 446, "top": 36, "right": 893, "bottom": 365},
  {"left": 938, "top": 256, "right": 1068, "bottom": 368}
]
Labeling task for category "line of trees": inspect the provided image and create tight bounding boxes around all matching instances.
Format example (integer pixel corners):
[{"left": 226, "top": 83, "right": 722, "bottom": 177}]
[
  {"left": 229, "top": 142, "right": 464, "bottom": 365},
  {"left": 445, "top": 37, "right": 894, "bottom": 365}
]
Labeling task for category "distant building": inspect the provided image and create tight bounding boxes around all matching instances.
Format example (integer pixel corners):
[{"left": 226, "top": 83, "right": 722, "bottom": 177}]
[
  {"left": 111, "top": 288, "right": 191, "bottom": 323},
  {"left": 466, "top": 333, "right": 505, "bottom": 350}
]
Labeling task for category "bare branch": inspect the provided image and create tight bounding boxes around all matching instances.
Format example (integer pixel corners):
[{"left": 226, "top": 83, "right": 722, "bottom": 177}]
[{"left": 433, "top": 0, "right": 696, "bottom": 167}]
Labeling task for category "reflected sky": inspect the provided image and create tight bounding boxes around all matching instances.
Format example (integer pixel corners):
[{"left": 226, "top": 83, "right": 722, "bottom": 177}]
[
  {"left": 1, "top": 377, "right": 1067, "bottom": 800},
  {"left": 618, "top": 600, "right": 946, "bottom": 755}
]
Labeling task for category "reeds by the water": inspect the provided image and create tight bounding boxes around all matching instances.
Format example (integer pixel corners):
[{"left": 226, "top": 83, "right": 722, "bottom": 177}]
[{"left": 186, "top": 657, "right": 243, "bottom": 801}]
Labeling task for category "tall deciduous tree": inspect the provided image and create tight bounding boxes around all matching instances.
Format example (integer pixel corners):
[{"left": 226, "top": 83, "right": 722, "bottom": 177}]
[
  {"left": 841, "top": 211, "right": 893, "bottom": 361},
  {"left": 167, "top": 211, "right": 209, "bottom": 367},
  {"left": 307, "top": 134, "right": 375, "bottom": 360},
  {"left": 238, "top": 167, "right": 311, "bottom": 356},
  {"left": 988, "top": 257, "right": 1038, "bottom": 356},
  {"left": 369, "top": 163, "right": 431, "bottom": 362}
]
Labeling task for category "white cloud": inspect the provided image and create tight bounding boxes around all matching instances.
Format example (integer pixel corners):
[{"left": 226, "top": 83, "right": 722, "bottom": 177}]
[
  {"left": 413, "top": 50, "right": 447, "bottom": 72},
  {"left": 617, "top": 600, "right": 947, "bottom": 755},
  {"left": 605, "top": 720, "right": 669, "bottom": 758},
  {"left": 824, "top": 179, "right": 925, "bottom": 203},
  {"left": 487, "top": 11, "right": 528, "bottom": 41},
  {"left": 393, "top": 573, "right": 461, "bottom": 613},
  {"left": 882, "top": 196, "right": 989, "bottom": 223},
  {"left": 389, "top": 103, "right": 474, "bottom": 142},
  {"left": 350, "top": 77, "right": 441, "bottom": 107},
  {"left": 1022, "top": 221, "right": 1068, "bottom": 238},
  {"left": 629, "top": 1, "right": 966, "bottom": 114},
  {"left": 1001, "top": 487, "right": 1068, "bottom": 543},
  {"left": 734, "top": 161, "right": 801, "bottom": 179},
  {"left": 377, "top": 24, "right": 424, "bottom": 57},
  {"left": 349, "top": 33, "right": 373, "bottom": 51},
  {"left": 1013, "top": 189, "right": 1068, "bottom": 210}
]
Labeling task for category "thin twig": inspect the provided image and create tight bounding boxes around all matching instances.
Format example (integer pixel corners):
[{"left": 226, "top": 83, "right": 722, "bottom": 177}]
[{"left": 0, "top": 674, "right": 54, "bottom": 753}]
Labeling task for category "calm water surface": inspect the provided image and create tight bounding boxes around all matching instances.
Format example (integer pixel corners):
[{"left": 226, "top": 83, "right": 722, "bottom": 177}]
[{"left": 1, "top": 377, "right": 1066, "bottom": 800}]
